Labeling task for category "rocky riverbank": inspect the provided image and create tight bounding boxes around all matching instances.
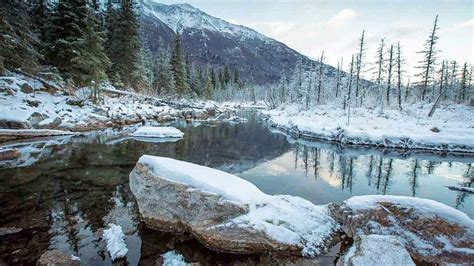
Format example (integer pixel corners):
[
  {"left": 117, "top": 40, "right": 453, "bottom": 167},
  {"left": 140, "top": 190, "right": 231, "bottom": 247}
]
[
  {"left": 0, "top": 73, "right": 230, "bottom": 142},
  {"left": 129, "top": 155, "right": 474, "bottom": 264}
]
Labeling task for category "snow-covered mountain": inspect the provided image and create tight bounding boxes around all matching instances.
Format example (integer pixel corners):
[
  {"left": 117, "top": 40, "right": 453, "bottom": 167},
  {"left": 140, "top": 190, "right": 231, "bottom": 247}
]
[{"left": 138, "top": 0, "right": 319, "bottom": 84}]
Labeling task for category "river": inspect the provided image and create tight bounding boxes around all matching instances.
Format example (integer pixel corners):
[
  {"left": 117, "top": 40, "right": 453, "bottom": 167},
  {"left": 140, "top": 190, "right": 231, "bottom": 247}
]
[{"left": 0, "top": 111, "right": 472, "bottom": 264}]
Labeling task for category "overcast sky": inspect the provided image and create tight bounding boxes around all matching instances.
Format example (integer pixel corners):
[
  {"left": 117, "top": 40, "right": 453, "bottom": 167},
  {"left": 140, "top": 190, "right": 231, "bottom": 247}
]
[{"left": 156, "top": 0, "right": 473, "bottom": 78}]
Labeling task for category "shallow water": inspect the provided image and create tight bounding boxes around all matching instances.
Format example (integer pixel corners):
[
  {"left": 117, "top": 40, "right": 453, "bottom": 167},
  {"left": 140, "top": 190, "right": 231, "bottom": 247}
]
[{"left": 0, "top": 111, "right": 472, "bottom": 265}]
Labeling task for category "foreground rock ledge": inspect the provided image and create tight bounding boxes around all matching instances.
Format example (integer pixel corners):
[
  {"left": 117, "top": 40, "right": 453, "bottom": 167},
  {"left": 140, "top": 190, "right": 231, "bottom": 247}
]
[
  {"left": 129, "top": 155, "right": 340, "bottom": 257},
  {"left": 330, "top": 195, "right": 474, "bottom": 264}
]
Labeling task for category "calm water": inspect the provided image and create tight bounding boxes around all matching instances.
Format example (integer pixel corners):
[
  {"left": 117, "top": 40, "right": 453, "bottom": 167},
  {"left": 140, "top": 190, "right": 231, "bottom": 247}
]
[{"left": 0, "top": 112, "right": 472, "bottom": 265}]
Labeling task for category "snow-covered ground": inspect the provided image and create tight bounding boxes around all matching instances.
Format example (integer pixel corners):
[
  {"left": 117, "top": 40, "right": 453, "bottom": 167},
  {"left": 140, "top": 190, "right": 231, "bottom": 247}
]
[
  {"left": 0, "top": 73, "right": 227, "bottom": 133},
  {"left": 131, "top": 126, "right": 184, "bottom": 138},
  {"left": 341, "top": 234, "right": 415, "bottom": 266},
  {"left": 264, "top": 103, "right": 474, "bottom": 153},
  {"left": 103, "top": 223, "right": 128, "bottom": 261},
  {"left": 138, "top": 155, "right": 339, "bottom": 256}
]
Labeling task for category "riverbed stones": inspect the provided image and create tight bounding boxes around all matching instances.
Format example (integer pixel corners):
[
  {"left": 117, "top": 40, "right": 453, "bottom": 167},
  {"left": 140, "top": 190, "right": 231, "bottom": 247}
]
[
  {"left": 36, "top": 250, "right": 79, "bottom": 266},
  {"left": 329, "top": 196, "right": 474, "bottom": 264}
]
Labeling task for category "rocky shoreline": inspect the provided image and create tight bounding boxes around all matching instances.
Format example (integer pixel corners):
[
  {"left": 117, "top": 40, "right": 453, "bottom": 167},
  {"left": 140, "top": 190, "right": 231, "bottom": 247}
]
[{"left": 128, "top": 155, "right": 474, "bottom": 265}]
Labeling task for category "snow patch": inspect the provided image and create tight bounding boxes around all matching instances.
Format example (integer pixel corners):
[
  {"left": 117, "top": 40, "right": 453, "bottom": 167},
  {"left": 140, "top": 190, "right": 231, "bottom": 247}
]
[
  {"left": 341, "top": 234, "right": 415, "bottom": 266},
  {"left": 103, "top": 223, "right": 128, "bottom": 261},
  {"left": 161, "top": 251, "right": 188, "bottom": 266}
]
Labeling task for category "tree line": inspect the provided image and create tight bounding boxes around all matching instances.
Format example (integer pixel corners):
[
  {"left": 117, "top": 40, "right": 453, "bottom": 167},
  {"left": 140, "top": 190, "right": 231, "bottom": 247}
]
[
  {"left": 260, "top": 15, "right": 472, "bottom": 113},
  {"left": 0, "top": 0, "right": 242, "bottom": 100}
]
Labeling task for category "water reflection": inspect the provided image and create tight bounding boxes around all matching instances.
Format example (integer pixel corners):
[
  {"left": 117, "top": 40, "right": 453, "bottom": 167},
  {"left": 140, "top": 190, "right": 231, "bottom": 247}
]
[
  {"left": 240, "top": 140, "right": 474, "bottom": 218},
  {"left": 0, "top": 111, "right": 473, "bottom": 264}
]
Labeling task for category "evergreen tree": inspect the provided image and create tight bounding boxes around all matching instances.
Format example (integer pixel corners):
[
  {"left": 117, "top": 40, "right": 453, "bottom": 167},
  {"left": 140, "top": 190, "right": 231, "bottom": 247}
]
[
  {"left": 46, "top": 0, "right": 91, "bottom": 82},
  {"left": 106, "top": 0, "right": 141, "bottom": 89},
  {"left": 134, "top": 46, "right": 155, "bottom": 93},
  {"left": 416, "top": 15, "right": 440, "bottom": 101},
  {"left": 170, "top": 33, "right": 189, "bottom": 95},
  {"left": 156, "top": 44, "right": 176, "bottom": 95},
  {"left": 0, "top": 0, "right": 41, "bottom": 73},
  {"left": 233, "top": 68, "right": 240, "bottom": 87},
  {"left": 223, "top": 65, "right": 231, "bottom": 85},
  {"left": 204, "top": 69, "right": 214, "bottom": 99}
]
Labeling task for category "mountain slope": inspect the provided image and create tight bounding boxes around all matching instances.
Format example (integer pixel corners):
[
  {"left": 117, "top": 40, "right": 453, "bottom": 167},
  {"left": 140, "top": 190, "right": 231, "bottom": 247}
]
[{"left": 138, "top": 0, "right": 316, "bottom": 84}]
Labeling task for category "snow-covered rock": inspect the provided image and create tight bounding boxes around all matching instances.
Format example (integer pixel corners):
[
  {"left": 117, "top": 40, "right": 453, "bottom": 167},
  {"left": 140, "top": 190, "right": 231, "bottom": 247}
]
[
  {"left": 446, "top": 186, "right": 474, "bottom": 194},
  {"left": 129, "top": 155, "right": 340, "bottom": 257},
  {"left": 338, "top": 234, "right": 414, "bottom": 266},
  {"left": 131, "top": 126, "right": 184, "bottom": 139},
  {"left": 161, "top": 251, "right": 188, "bottom": 266},
  {"left": 224, "top": 116, "right": 248, "bottom": 123},
  {"left": 103, "top": 223, "right": 128, "bottom": 261},
  {"left": 330, "top": 195, "right": 474, "bottom": 264}
]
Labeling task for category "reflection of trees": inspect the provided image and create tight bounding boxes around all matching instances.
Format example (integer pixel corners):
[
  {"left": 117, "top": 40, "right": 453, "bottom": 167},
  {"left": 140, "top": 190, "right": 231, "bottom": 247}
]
[
  {"left": 366, "top": 155, "right": 375, "bottom": 186},
  {"left": 303, "top": 146, "right": 309, "bottom": 176},
  {"left": 455, "top": 164, "right": 473, "bottom": 208},
  {"left": 312, "top": 147, "right": 320, "bottom": 179},
  {"left": 408, "top": 159, "right": 421, "bottom": 197},
  {"left": 294, "top": 143, "right": 299, "bottom": 170},
  {"left": 339, "top": 156, "right": 355, "bottom": 193},
  {"left": 426, "top": 160, "right": 437, "bottom": 174}
]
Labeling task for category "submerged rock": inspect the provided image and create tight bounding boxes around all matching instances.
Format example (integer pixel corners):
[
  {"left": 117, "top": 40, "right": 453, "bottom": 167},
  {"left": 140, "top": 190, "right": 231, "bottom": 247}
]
[
  {"left": 337, "top": 234, "right": 414, "bottom": 266},
  {"left": 330, "top": 195, "right": 474, "bottom": 264},
  {"left": 129, "top": 155, "right": 339, "bottom": 257},
  {"left": 36, "top": 250, "right": 79, "bottom": 266}
]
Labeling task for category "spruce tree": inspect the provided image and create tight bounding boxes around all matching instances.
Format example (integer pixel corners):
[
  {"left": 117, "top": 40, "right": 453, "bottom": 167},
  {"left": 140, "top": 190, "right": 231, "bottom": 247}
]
[
  {"left": 156, "top": 45, "right": 176, "bottom": 95},
  {"left": 106, "top": 0, "right": 140, "bottom": 89},
  {"left": 71, "top": 7, "right": 111, "bottom": 90},
  {"left": 170, "top": 33, "right": 189, "bottom": 95},
  {"left": 47, "top": 0, "right": 91, "bottom": 82},
  {"left": 0, "top": 0, "right": 41, "bottom": 73}
]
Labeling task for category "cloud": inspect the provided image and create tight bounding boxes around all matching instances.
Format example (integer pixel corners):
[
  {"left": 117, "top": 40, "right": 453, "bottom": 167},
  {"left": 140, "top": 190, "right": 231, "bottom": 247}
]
[
  {"left": 454, "top": 19, "right": 474, "bottom": 29},
  {"left": 327, "top": 9, "right": 357, "bottom": 28}
]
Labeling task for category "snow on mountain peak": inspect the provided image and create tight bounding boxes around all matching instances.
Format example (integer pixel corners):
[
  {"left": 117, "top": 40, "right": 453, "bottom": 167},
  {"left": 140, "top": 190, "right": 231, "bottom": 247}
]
[{"left": 139, "top": 1, "right": 269, "bottom": 41}]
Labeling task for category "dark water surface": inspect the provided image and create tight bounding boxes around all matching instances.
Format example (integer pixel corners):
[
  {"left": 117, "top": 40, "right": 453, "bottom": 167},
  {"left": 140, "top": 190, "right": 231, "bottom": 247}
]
[{"left": 0, "top": 112, "right": 472, "bottom": 265}]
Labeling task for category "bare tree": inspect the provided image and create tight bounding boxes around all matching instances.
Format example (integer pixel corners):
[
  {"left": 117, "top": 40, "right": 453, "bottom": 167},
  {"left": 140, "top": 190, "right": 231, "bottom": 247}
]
[
  {"left": 416, "top": 15, "right": 440, "bottom": 101},
  {"left": 386, "top": 44, "right": 394, "bottom": 106},
  {"left": 428, "top": 59, "right": 447, "bottom": 117},
  {"left": 335, "top": 57, "right": 343, "bottom": 98},
  {"left": 355, "top": 30, "right": 365, "bottom": 98},
  {"left": 396, "top": 42, "right": 404, "bottom": 110},
  {"left": 374, "top": 38, "right": 385, "bottom": 85},
  {"left": 459, "top": 62, "right": 468, "bottom": 103}
]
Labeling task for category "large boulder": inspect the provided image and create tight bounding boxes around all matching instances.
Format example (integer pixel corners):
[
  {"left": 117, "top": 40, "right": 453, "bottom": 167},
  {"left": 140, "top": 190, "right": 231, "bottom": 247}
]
[
  {"left": 129, "top": 155, "right": 340, "bottom": 257},
  {"left": 330, "top": 195, "right": 474, "bottom": 264}
]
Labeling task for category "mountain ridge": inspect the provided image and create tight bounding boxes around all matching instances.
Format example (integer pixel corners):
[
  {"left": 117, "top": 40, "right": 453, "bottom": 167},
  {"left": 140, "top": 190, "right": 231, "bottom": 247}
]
[{"left": 138, "top": 0, "right": 321, "bottom": 84}]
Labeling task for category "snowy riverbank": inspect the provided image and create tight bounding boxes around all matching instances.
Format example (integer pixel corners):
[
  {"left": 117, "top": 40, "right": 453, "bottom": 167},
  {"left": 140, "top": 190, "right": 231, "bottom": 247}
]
[
  {"left": 0, "top": 73, "right": 231, "bottom": 138},
  {"left": 263, "top": 103, "right": 474, "bottom": 154}
]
